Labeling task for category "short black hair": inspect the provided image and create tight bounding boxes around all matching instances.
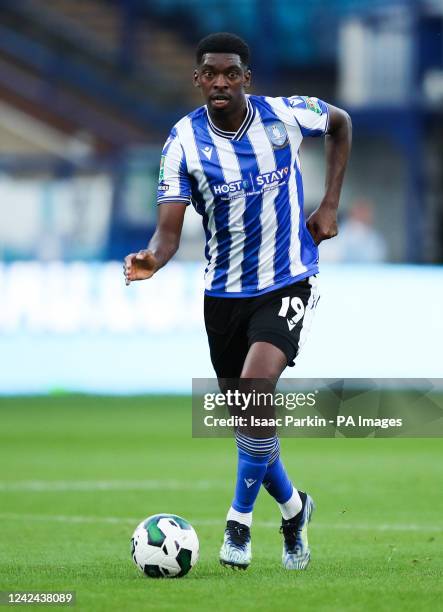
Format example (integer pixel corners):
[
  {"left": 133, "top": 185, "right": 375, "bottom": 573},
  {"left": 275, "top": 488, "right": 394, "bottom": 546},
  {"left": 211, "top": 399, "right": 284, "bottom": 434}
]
[{"left": 196, "top": 32, "right": 250, "bottom": 67}]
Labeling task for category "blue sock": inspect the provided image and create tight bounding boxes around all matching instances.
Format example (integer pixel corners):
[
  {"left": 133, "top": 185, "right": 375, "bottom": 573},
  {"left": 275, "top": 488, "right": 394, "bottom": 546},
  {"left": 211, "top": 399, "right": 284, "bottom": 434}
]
[
  {"left": 230, "top": 432, "right": 278, "bottom": 514},
  {"left": 262, "top": 457, "right": 293, "bottom": 504},
  {"left": 232, "top": 449, "right": 270, "bottom": 513}
]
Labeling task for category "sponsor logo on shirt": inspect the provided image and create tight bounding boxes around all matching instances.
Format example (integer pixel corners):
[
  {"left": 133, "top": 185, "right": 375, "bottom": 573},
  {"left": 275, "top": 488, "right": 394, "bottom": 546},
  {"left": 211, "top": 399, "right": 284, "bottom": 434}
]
[{"left": 212, "top": 166, "right": 289, "bottom": 199}]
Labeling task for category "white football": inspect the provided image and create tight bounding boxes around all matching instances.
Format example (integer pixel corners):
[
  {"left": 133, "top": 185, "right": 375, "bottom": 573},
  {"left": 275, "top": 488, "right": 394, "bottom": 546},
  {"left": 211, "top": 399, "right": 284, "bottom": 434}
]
[{"left": 131, "top": 514, "right": 199, "bottom": 578}]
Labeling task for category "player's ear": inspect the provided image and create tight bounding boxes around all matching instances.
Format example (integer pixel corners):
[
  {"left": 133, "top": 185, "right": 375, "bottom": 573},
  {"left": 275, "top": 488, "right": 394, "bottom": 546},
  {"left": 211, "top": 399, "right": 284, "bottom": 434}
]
[
  {"left": 193, "top": 70, "right": 200, "bottom": 88},
  {"left": 244, "top": 69, "right": 252, "bottom": 89}
]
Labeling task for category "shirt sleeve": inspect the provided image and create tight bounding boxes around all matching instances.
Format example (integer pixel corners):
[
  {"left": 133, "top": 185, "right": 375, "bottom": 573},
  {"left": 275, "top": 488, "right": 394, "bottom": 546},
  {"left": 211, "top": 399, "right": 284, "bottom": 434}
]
[
  {"left": 156, "top": 128, "right": 191, "bottom": 205},
  {"left": 283, "top": 96, "right": 329, "bottom": 137}
]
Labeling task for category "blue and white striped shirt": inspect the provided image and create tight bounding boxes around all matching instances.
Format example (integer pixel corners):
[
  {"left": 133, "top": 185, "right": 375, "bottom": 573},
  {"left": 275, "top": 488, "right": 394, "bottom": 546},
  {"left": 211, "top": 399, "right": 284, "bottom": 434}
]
[{"left": 157, "top": 94, "right": 329, "bottom": 297}]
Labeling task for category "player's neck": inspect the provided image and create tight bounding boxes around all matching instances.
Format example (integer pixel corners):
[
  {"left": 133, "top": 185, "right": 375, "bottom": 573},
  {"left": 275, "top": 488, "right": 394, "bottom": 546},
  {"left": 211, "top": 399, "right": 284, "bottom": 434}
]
[{"left": 208, "top": 98, "right": 248, "bottom": 133}]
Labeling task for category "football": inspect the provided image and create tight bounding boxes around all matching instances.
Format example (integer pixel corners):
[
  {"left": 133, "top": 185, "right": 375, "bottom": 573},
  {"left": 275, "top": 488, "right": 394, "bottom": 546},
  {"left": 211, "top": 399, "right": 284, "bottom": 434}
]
[{"left": 131, "top": 514, "right": 199, "bottom": 578}]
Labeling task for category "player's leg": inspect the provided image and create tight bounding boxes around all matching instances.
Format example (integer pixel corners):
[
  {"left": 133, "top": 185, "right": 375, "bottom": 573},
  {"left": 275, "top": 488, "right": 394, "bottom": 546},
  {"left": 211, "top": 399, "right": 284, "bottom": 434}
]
[
  {"left": 247, "top": 277, "right": 319, "bottom": 569},
  {"left": 204, "top": 295, "right": 255, "bottom": 568},
  {"left": 231, "top": 342, "right": 286, "bottom": 530},
  {"left": 206, "top": 313, "right": 288, "bottom": 567},
  {"left": 207, "top": 279, "right": 319, "bottom": 569},
  {"left": 204, "top": 294, "right": 248, "bottom": 380},
  {"left": 219, "top": 342, "right": 287, "bottom": 568}
]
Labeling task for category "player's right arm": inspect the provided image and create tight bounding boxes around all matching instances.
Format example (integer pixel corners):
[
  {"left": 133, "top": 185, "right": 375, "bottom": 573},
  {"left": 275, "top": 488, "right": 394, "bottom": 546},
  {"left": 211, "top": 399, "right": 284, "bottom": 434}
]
[
  {"left": 124, "top": 203, "right": 186, "bottom": 285},
  {"left": 124, "top": 126, "right": 191, "bottom": 285}
]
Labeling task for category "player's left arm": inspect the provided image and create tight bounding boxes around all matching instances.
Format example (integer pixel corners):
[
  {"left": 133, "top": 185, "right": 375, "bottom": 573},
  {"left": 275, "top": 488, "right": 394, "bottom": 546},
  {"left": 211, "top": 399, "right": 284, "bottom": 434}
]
[{"left": 307, "top": 104, "right": 352, "bottom": 245}]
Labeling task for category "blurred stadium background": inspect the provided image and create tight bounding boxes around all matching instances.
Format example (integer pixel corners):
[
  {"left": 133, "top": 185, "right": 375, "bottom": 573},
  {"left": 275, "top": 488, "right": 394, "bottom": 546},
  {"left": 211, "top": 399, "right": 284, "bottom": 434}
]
[{"left": 0, "top": 0, "right": 442, "bottom": 393}]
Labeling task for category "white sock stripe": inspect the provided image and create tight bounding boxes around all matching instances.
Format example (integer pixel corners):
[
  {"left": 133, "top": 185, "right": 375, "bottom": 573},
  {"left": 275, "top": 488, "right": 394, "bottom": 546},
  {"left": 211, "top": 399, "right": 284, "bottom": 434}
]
[
  {"left": 236, "top": 442, "right": 276, "bottom": 449},
  {"left": 236, "top": 441, "right": 276, "bottom": 452},
  {"left": 237, "top": 445, "right": 273, "bottom": 456},
  {"left": 235, "top": 433, "right": 279, "bottom": 455},
  {"left": 268, "top": 441, "right": 280, "bottom": 464},
  {"left": 235, "top": 432, "right": 278, "bottom": 443},
  {"left": 235, "top": 432, "right": 277, "bottom": 444},
  {"left": 235, "top": 439, "right": 276, "bottom": 449},
  {"left": 269, "top": 438, "right": 280, "bottom": 458}
]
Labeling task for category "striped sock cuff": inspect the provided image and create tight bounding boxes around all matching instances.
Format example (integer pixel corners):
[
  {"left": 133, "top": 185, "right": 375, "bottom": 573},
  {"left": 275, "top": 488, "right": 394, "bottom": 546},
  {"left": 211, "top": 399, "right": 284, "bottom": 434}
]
[
  {"left": 268, "top": 437, "right": 281, "bottom": 465},
  {"left": 235, "top": 431, "right": 279, "bottom": 458}
]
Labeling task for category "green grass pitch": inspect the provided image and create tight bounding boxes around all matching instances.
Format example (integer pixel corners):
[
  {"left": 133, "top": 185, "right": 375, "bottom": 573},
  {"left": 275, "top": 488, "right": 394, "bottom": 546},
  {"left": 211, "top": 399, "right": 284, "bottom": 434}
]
[{"left": 0, "top": 396, "right": 441, "bottom": 611}]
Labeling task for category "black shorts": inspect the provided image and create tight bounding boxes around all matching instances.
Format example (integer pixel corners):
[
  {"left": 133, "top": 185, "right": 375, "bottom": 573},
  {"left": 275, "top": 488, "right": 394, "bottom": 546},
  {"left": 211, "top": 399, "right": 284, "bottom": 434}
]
[{"left": 204, "top": 276, "right": 319, "bottom": 378}]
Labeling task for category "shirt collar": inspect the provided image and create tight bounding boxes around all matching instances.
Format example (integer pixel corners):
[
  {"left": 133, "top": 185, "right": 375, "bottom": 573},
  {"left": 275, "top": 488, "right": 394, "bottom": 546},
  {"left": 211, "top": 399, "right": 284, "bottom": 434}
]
[{"left": 206, "top": 97, "right": 255, "bottom": 141}]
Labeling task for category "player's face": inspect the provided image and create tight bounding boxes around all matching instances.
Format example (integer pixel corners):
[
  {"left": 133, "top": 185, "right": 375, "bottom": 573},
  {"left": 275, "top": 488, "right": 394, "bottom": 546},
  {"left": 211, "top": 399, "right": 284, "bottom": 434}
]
[{"left": 194, "top": 53, "right": 251, "bottom": 113}]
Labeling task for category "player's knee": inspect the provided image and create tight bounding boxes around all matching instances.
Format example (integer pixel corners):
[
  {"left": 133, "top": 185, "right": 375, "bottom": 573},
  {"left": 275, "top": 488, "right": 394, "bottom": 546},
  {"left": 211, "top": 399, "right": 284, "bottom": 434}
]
[
  {"left": 240, "top": 366, "right": 280, "bottom": 385},
  {"left": 241, "top": 341, "right": 287, "bottom": 381}
]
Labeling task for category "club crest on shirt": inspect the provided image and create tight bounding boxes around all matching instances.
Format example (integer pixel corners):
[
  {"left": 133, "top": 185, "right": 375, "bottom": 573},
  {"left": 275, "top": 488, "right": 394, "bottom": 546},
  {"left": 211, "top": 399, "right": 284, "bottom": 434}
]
[{"left": 265, "top": 121, "right": 288, "bottom": 149}]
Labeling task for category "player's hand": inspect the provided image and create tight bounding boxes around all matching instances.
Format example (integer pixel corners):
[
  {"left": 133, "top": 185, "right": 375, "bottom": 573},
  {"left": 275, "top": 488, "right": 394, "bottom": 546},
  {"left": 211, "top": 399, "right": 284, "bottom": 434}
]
[
  {"left": 306, "top": 206, "right": 338, "bottom": 245},
  {"left": 123, "top": 250, "right": 158, "bottom": 285}
]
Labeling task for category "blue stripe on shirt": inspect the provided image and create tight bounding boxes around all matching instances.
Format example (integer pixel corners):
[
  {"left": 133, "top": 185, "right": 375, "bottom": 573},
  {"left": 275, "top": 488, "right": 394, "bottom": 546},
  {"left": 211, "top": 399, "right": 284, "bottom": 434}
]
[
  {"left": 192, "top": 115, "right": 231, "bottom": 293},
  {"left": 230, "top": 135, "right": 262, "bottom": 293},
  {"left": 254, "top": 99, "right": 292, "bottom": 282}
]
